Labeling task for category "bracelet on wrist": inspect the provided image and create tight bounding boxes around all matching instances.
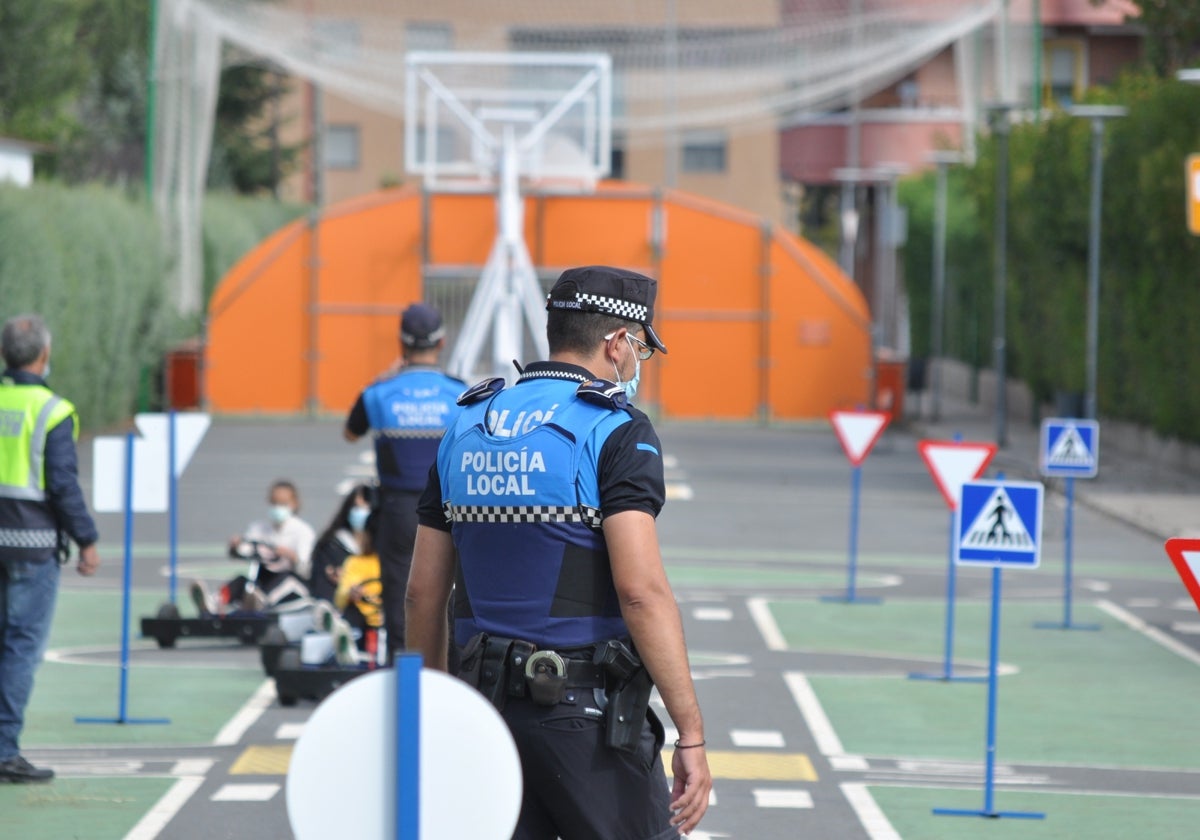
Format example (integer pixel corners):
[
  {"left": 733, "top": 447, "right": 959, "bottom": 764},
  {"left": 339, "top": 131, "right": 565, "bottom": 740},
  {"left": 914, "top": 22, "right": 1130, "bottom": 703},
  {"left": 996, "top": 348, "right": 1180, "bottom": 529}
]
[{"left": 673, "top": 739, "right": 706, "bottom": 750}]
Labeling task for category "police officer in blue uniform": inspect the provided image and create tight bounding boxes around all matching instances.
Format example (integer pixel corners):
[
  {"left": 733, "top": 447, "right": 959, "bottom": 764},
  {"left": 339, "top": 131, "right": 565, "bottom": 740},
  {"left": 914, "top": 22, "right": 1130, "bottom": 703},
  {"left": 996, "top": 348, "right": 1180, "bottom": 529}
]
[
  {"left": 0, "top": 314, "right": 99, "bottom": 783},
  {"left": 407, "top": 267, "right": 711, "bottom": 839},
  {"left": 344, "top": 303, "right": 463, "bottom": 660}
]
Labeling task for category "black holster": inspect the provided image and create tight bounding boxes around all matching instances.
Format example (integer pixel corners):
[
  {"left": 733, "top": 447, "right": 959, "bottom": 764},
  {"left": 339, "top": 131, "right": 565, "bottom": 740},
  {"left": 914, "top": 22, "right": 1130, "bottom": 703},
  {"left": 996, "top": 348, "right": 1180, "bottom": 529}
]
[{"left": 596, "top": 639, "right": 653, "bottom": 754}]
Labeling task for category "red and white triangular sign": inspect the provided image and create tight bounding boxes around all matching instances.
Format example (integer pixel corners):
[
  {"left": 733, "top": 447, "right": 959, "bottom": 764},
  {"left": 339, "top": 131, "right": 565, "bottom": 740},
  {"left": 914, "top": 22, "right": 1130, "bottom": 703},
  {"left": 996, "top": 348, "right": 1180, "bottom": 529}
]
[
  {"left": 917, "top": 439, "right": 998, "bottom": 510},
  {"left": 1165, "top": 538, "right": 1200, "bottom": 614},
  {"left": 829, "top": 410, "right": 891, "bottom": 467}
]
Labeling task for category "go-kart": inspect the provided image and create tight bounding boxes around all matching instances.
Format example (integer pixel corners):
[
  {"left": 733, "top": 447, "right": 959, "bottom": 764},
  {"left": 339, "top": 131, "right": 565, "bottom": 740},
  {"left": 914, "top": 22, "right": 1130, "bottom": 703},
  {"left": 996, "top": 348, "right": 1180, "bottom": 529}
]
[
  {"left": 139, "top": 539, "right": 306, "bottom": 649},
  {"left": 264, "top": 600, "right": 385, "bottom": 706}
]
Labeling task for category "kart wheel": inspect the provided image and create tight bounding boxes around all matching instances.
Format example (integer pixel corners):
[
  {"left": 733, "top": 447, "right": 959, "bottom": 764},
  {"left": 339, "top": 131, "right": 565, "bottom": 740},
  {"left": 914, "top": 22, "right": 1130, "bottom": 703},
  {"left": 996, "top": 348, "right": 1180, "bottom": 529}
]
[
  {"left": 154, "top": 603, "right": 181, "bottom": 648},
  {"left": 259, "top": 626, "right": 288, "bottom": 676}
]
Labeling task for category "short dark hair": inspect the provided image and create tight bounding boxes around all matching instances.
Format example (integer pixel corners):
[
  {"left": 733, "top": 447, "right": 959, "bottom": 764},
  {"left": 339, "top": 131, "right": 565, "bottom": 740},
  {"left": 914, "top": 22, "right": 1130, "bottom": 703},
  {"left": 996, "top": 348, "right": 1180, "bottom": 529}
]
[
  {"left": 269, "top": 479, "right": 301, "bottom": 510},
  {"left": 546, "top": 309, "right": 633, "bottom": 357},
  {"left": 2, "top": 314, "right": 50, "bottom": 370}
]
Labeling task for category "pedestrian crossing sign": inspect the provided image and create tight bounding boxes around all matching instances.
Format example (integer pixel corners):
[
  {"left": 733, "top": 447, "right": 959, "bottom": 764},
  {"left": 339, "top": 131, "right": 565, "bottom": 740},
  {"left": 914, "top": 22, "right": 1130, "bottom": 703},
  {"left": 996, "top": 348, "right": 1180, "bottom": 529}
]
[
  {"left": 1040, "top": 418, "right": 1099, "bottom": 478},
  {"left": 955, "top": 479, "right": 1044, "bottom": 568}
]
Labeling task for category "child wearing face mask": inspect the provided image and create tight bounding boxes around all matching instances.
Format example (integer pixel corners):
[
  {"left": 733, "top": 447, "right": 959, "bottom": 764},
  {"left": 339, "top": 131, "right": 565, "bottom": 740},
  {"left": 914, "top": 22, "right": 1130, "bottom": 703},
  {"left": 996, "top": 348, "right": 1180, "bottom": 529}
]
[
  {"left": 191, "top": 479, "right": 317, "bottom": 616},
  {"left": 307, "top": 483, "right": 377, "bottom": 603}
]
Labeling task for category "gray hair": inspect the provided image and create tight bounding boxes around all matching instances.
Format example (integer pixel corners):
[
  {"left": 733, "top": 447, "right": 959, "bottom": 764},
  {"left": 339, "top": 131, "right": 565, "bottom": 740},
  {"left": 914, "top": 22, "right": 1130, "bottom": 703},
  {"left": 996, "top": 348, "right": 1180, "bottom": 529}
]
[{"left": 2, "top": 314, "right": 51, "bottom": 370}]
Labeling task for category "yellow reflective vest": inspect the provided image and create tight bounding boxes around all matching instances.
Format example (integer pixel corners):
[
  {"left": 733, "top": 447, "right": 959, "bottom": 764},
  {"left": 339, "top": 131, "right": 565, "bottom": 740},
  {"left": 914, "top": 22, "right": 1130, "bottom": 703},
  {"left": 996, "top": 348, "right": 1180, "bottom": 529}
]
[{"left": 0, "top": 378, "right": 78, "bottom": 555}]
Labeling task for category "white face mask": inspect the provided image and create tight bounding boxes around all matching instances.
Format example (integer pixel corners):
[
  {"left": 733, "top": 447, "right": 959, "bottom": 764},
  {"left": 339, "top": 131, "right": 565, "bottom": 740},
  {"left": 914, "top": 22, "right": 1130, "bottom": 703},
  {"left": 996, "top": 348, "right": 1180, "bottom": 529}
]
[
  {"left": 42, "top": 362, "right": 50, "bottom": 379},
  {"left": 611, "top": 336, "right": 642, "bottom": 402}
]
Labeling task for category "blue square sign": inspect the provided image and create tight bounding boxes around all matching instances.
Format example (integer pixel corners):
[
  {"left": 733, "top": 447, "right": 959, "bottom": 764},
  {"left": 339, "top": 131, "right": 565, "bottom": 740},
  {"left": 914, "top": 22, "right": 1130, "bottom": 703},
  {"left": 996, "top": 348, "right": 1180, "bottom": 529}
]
[
  {"left": 1039, "top": 418, "right": 1099, "bottom": 478},
  {"left": 955, "top": 479, "right": 1044, "bottom": 568}
]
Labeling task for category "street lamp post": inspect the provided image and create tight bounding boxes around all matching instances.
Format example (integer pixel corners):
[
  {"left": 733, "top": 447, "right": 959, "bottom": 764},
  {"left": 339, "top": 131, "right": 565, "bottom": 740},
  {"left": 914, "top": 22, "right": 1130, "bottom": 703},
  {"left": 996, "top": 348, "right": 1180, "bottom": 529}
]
[
  {"left": 1070, "top": 105, "right": 1127, "bottom": 420},
  {"left": 928, "top": 151, "right": 962, "bottom": 423},
  {"left": 987, "top": 103, "right": 1013, "bottom": 448}
]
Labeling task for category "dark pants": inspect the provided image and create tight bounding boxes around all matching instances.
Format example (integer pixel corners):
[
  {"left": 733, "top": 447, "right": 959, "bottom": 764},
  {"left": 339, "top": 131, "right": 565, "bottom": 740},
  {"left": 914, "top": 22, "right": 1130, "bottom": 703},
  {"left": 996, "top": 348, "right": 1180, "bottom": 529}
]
[
  {"left": 502, "top": 697, "right": 675, "bottom": 840},
  {"left": 0, "top": 555, "right": 60, "bottom": 760},
  {"left": 376, "top": 490, "right": 421, "bottom": 655}
]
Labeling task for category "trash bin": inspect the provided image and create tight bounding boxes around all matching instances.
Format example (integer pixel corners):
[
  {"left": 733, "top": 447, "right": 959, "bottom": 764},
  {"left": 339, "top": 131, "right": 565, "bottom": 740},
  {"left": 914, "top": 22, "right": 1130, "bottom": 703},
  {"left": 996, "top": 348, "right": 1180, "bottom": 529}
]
[
  {"left": 164, "top": 339, "right": 204, "bottom": 410},
  {"left": 874, "top": 352, "right": 907, "bottom": 420}
]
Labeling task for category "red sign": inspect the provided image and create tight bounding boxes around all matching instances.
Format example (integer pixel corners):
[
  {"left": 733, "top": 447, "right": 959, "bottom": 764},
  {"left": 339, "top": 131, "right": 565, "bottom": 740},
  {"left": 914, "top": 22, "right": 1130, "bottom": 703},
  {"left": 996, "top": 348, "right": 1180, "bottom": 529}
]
[
  {"left": 829, "top": 410, "right": 891, "bottom": 467},
  {"left": 1166, "top": 538, "right": 1200, "bottom": 613},
  {"left": 917, "top": 440, "right": 998, "bottom": 510}
]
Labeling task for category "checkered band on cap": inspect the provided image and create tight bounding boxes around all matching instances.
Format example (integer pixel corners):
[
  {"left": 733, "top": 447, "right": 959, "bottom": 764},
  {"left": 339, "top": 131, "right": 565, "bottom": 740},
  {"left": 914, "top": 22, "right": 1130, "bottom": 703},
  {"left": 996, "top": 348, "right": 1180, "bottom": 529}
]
[
  {"left": 444, "top": 503, "right": 603, "bottom": 529},
  {"left": 576, "top": 292, "right": 648, "bottom": 323}
]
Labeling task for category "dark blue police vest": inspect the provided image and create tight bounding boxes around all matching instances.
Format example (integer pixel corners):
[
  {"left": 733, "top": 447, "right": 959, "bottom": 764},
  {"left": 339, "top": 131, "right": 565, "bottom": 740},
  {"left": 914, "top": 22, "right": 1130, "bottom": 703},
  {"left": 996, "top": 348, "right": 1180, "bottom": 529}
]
[
  {"left": 439, "top": 375, "right": 632, "bottom": 649},
  {"left": 362, "top": 368, "right": 463, "bottom": 492}
]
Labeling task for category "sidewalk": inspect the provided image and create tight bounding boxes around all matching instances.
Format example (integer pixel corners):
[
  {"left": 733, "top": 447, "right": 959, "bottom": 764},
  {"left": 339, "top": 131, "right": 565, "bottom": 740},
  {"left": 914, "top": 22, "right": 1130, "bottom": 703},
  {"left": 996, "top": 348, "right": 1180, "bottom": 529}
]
[{"left": 906, "top": 363, "right": 1200, "bottom": 542}]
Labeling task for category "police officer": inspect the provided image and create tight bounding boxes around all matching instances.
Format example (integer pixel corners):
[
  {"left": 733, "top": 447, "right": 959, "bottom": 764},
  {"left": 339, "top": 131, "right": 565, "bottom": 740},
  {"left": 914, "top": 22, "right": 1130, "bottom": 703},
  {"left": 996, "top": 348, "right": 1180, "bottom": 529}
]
[
  {"left": 0, "top": 314, "right": 99, "bottom": 783},
  {"left": 407, "top": 266, "right": 711, "bottom": 839},
  {"left": 344, "top": 303, "right": 463, "bottom": 660}
]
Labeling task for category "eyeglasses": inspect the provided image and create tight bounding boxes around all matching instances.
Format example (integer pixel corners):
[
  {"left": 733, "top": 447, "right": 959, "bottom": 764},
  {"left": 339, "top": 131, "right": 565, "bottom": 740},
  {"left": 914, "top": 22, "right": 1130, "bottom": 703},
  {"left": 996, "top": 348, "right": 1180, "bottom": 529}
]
[{"left": 604, "top": 331, "right": 655, "bottom": 361}]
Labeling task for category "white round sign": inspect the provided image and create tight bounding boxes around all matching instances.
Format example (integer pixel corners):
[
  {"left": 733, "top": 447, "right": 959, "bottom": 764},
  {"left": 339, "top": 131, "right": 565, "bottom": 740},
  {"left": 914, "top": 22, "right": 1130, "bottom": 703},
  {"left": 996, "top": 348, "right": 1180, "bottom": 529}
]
[{"left": 286, "top": 668, "right": 522, "bottom": 839}]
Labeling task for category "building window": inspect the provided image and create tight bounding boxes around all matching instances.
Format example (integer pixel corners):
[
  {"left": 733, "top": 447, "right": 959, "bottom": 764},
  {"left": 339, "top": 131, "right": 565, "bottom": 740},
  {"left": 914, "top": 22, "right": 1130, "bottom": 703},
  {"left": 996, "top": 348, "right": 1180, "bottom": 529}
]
[
  {"left": 324, "top": 124, "right": 360, "bottom": 170},
  {"left": 407, "top": 21, "right": 454, "bottom": 51},
  {"left": 1045, "top": 39, "right": 1085, "bottom": 108},
  {"left": 682, "top": 129, "right": 727, "bottom": 173}
]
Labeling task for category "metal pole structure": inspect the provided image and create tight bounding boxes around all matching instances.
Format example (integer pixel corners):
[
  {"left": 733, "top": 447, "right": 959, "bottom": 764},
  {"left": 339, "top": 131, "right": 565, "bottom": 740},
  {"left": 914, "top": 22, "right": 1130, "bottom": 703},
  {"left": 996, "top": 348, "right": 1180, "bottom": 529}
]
[
  {"left": 1071, "top": 106, "right": 1126, "bottom": 421},
  {"left": 988, "top": 104, "right": 1012, "bottom": 448},
  {"left": 144, "top": 0, "right": 160, "bottom": 200},
  {"left": 307, "top": 82, "right": 325, "bottom": 415},
  {"left": 664, "top": 0, "right": 679, "bottom": 188},
  {"left": 928, "top": 152, "right": 962, "bottom": 422}
]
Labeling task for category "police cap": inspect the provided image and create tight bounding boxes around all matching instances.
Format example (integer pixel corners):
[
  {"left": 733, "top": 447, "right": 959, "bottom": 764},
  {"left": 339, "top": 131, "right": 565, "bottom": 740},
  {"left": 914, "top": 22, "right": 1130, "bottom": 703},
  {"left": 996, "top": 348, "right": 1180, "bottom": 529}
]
[
  {"left": 545, "top": 266, "right": 667, "bottom": 354},
  {"left": 400, "top": 303, "right": 445, "bottom": 348}
]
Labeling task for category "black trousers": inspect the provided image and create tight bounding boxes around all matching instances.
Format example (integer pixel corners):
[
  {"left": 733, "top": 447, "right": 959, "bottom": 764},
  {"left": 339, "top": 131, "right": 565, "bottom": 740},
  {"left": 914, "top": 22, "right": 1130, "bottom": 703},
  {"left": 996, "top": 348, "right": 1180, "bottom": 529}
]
[
  {"left": 377, "top": 490, "right": 457, "bottom": 670},
  {"left": 502, "top": 696, "right": 675, "bottom": 840}
]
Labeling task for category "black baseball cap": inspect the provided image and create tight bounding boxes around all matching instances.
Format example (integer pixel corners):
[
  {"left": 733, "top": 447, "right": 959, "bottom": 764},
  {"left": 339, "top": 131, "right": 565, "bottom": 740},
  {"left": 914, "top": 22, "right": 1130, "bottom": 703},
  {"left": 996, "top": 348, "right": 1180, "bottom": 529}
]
[
  {"left": 545, "top": 266, "right": 667, "bottom": 354},
  {"left": 400, "top": 303, "right": 445, "bottom": 348}
]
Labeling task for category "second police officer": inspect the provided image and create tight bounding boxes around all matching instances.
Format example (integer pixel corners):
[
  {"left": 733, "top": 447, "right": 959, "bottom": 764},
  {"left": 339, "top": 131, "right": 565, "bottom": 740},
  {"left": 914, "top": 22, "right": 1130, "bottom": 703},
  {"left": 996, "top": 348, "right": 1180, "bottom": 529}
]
[
  {"left": 343, "top": 303, "right": 463, "bottom": 662},
  {"left": 406, "top": 266, "right": 711, "bottom": 839}
]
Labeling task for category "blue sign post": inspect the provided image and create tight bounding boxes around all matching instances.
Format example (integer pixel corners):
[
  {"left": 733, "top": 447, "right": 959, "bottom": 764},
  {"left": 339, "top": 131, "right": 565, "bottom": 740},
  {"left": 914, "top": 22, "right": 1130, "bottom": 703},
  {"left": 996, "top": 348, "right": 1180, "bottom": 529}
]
[
  {"left": 934, "top": 477, "right": 1045, "bottom": 822},
  {"left": 1036, "top": 418, "right": 1100, "bottom": 631}
]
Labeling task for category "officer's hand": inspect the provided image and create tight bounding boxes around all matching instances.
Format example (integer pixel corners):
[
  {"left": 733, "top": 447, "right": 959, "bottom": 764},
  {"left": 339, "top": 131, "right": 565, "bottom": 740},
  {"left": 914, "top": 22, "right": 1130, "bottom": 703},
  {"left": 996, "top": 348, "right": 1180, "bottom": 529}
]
[
  {"left": 669, "top": 744, "right": 712, "bottom": 835},
  {"left": 77, "top": 544, "right": 100, "bottom": 577}
]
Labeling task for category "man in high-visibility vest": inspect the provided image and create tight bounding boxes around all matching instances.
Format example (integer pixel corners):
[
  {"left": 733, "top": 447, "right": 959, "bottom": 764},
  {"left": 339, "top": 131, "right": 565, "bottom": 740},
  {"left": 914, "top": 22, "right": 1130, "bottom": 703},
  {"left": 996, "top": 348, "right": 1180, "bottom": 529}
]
[{"left": 0, "top": 314, "right": 99, "bottom": 783}]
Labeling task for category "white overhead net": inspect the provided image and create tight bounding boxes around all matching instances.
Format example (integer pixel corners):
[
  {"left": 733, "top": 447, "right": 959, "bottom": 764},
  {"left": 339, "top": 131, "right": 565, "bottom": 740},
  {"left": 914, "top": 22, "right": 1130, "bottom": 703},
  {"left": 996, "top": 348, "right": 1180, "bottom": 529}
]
[{"left": 155, "top": 0, "right": 1035, "bottom": 313}]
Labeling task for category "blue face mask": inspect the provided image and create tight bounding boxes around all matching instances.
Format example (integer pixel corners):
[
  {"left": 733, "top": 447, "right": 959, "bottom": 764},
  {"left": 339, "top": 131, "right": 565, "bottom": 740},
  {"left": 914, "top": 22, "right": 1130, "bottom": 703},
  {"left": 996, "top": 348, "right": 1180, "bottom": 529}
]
[
  {"left": 347, "top": 506, "right": 370, "bottom": 532},
  {"left": 611, "top": 339, "right": 642, "bottom": 402},
  {"left": 268, "top": 504, "right": 292, "bottom": 525}
]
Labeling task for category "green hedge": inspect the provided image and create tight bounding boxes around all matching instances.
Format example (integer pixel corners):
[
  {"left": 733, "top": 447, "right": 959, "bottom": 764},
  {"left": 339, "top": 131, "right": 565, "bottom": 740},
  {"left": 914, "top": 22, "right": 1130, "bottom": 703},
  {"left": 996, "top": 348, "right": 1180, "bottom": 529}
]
[
  {"left": 0, "top": 184, "right": 306, "bottom": 430},
  {"left": 901, "top": 71, "right": 1200, "bottom": 441}
]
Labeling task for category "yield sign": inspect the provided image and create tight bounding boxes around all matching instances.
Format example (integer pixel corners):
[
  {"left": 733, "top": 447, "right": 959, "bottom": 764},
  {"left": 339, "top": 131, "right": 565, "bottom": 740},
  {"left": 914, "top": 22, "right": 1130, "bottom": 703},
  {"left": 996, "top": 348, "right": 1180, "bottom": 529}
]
[
  {"left": 918, "top": 439, "right": 998, "bottom": 510},
  {"left": 1165, "top": 538, "right": 1200, "bottom": 613},
  {"left": 829, "top": 410, "right": 891, "bottom": 467}
]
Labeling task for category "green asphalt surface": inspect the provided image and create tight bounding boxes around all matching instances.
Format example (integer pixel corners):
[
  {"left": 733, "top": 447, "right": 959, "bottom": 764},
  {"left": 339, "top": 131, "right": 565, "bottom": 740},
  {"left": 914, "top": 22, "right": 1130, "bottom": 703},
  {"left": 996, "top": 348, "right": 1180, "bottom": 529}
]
[{"left": 3, "top": 415, "right": 1199, "bottom": 838}]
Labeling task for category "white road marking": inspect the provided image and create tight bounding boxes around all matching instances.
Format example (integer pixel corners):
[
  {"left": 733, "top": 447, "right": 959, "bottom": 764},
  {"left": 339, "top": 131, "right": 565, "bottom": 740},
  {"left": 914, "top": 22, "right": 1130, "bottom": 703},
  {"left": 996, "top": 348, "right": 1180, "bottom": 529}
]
[
  {"left": 840, "top": 782, "right": 902, "bottom": 840},
  {"left": 1173, "top": 598, "right": 1198, "bottom": 611},
  {"left": 1170, "top": 621, "right": 1200, "bottom": 635},
  {"left": 693, "top": 607, "right": 733, "bottom": 621},
  {"left": 275, "top": 723, "right": 306, "bottom": 740},
  {"left": 746, "top": 597, "right": 787, "bottom": 651},
  {"left": 752, "top": 788, "right": 813, "bottom": 808},
  {"left": 783, "top": 672, "right": 844, "bottom": 756},
  {"left": 730, "top": 729, "right": 785, "bottom": 748},
  {"left": 1126, "top": 598, "right": 1160, "bottom": 608},
  {"left": 666, "top": 482, "right": 694, "bottom": 501},
  {"left": 213, "top": 680, "right": 276, "bottom": 746},
  {"left": 829, "top": 755, "right": 869, "bottom": 771},
  {"left": 1098, "top": 600, "right": 1200, "bottom": 668},
  {"left": 211, "top": 783, "right": 280, "bottom": 802},
  {"left": 169, "top": 759, "right": 214, "bottom": 776},
  {"left": 124, "top": 776, "right": 206, "bottom": 840},
  {"left": 663, "top": 454, "right": 679, "bottom": 469},
  {"left": 1081, "top": 580, "right": 1110, "bottom": 592}
]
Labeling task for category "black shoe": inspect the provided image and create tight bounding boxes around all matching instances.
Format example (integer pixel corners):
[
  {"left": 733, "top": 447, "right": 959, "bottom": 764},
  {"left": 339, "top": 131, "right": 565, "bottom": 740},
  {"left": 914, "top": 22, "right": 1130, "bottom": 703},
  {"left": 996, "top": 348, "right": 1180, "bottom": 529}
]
[{"left": 0, "top": 755, "right": 54, "bottom": 783}]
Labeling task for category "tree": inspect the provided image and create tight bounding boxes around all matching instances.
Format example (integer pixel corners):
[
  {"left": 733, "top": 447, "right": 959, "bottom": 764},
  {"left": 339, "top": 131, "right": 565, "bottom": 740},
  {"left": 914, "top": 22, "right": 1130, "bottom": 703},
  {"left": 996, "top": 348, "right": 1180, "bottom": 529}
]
[
  {"left": 0, "top": 0, "right": 87, "bottom": 142},
  {"left": 1096, "top": 0, "right": 1200, "bottom": 75},
  {"left": 207, "top": 61, "right": 302, "bottom": 196}
]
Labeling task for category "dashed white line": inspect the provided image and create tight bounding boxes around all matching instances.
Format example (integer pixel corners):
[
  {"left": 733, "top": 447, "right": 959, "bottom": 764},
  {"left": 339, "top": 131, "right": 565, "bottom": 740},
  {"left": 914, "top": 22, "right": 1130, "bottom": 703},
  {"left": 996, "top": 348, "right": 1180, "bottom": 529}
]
[
  {"left": 275, "top": 723, "right": 306, "bottom": 740},
  {"left": 751, "top": 789, "right": 813, "bottom": 808},
  {"left": 124, "top": 776, "right": 206, "bottom": 840},
  {"left": 1173, "top": 598, "right": 1198, "bottom": 611},
  {"left": 840, "top": 783, "right": 902, "bottom": 840},
  {"left": 829, "top": 755, "right": 870, "bottom": 771},
  {"left": 746, "top": 597, "right": 787, "bottom": 651},
  {"left": 169, "top": 759, "right": 215, "bottom": 776},
  {"left": 1098, "top": 600, "right": 1200, "bottom": 668},
  {"left": 730, "top": 729, "right": 785, "bottom": 748},
  {"left": 1170, "top": 621, "right": 1200, "bottom": 635},
  {"left": 211, "top": 783, "right": 280, "bottom": 802},
  {"left": 693, "top": 607, "right": 733, "bottom": 621},
  {"left": 1126, "top": 598, "right": 1160, "bottom": 608}
]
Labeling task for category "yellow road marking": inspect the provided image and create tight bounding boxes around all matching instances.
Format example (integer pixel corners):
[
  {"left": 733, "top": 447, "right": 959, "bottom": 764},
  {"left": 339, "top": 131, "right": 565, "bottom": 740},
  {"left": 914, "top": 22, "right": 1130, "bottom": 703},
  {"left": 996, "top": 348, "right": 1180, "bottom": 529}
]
[
  {"left": 230, "top": 743, "right": 818, "bottom": 783},
  {"left": 230, "top": 745, "right": 293, "bottom": 775}
]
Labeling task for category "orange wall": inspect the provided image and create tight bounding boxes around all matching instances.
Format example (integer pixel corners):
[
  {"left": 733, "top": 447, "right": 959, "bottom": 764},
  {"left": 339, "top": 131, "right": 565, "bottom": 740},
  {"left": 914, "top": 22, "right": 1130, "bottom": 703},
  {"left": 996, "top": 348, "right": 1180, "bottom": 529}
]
[{"left": 205, "top": 183, "right": 870, "bottom": 419}]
